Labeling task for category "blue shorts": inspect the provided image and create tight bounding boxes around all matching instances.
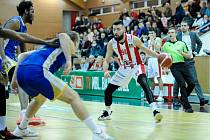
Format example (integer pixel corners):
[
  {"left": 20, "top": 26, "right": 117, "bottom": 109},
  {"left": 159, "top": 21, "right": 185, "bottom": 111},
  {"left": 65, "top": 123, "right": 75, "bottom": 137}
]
[{"left": 17, "top": 65, "right": 67, "bottom": 100}]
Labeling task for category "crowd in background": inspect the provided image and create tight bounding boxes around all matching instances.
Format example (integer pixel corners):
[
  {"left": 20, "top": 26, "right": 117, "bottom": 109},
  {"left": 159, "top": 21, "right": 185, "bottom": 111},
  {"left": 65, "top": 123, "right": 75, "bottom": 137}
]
[{"left": 72, "top": 0, "right": 210, "bottom": 71}]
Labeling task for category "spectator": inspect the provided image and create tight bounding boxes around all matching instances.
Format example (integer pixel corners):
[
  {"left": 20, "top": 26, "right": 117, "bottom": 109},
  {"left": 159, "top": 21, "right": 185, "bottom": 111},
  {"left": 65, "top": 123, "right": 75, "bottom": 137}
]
[
  {"left": 137, "top": 22, "right": 147, "bottom": 37},
  {"left": 188, "top": 0, "right": 201, "bottom": 18},
  {"left": 200, "top": 1, "right": 207, "bottom": 17},
  {"left": 98, "top": 32, "right": 108, "bottom": 57},
  {"left": 205, "top": 2, "right": 210, "bottom": 17},
  {"left": 73, "top": 17, "right": 83, "bottom": 33},
  {"left": 87, "top": 28, "right": 94, "bottom": 42},
  {"left": 175, "top": 1, "right": 185, "bottom": 24},
  {"left": 122, "top": 14, "right": 131, "bottom": 27},
  {"left": 80, "top": 35, "right": 92, "bottom": 58},
  {"left": 162, "top": 2, "right": 172, "bottom": 19}
]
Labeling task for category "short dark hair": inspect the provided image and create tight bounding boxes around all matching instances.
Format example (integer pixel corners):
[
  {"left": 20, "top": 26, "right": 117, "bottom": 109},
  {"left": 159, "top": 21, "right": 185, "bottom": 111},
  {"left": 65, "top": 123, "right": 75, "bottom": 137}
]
[
  {"left": 148, "top": 27, "right": 155, "bottom": 33},
  {"left": 112, "top": 20, "right": 123, "bottom": 26},
  {"left": 168, "top": 27, "right": 176, "bottom": 31},
  {"left": 140, "top": 51, "right": 146, "bottom": 55},
  {"left": 17, "top": 0, "right": 33, "bottom": 16},
  {"left": 181, "top": 18, "right": 190, "bottom": 26}
]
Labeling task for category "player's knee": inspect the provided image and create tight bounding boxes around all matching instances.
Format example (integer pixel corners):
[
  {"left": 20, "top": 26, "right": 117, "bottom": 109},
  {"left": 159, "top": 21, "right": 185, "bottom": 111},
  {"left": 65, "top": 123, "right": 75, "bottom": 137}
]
[
  {"left": 137, "top": 74, "right": 147, "bottom": 86},
  {"left": 64, "top": 89, "right": 80, "bottom": 104},
  {"left": 34, "top": 95, "right": 47, "bottom": 104}
]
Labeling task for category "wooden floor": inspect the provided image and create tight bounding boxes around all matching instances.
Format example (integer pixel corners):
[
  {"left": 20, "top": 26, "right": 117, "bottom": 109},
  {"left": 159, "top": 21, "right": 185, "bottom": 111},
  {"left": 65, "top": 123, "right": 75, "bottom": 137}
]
[{"left": 6, "top": 94, "right": 210, "bottom": 140}]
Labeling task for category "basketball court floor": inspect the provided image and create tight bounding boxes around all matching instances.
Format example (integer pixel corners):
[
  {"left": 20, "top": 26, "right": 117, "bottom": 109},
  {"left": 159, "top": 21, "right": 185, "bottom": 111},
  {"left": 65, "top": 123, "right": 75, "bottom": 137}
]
[{"left": 6, "top": 94, "right": 210, "bottom": 140}]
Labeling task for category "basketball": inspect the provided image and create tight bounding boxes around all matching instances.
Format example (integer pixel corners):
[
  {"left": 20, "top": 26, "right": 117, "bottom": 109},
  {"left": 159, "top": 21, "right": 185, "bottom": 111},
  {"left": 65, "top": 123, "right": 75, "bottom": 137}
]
[{"left": 158, "top": 53, "right": 172, "bottom": 68}]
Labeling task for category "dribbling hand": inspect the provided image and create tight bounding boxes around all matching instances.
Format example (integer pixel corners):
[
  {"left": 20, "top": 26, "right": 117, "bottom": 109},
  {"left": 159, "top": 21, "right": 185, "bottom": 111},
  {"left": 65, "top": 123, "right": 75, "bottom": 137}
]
[
  {"left": 104, "top": 71, "right": 111, "bottom": 78},
  {"left": 63, "top": 60, "right": 72, "bottom": 75}
]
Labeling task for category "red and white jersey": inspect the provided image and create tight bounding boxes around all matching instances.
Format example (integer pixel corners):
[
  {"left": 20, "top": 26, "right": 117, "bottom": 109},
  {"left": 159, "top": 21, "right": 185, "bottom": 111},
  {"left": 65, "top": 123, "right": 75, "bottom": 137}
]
[
  {"left": 148, "top": 37, "right": 162, "bottom": 53},
  {"left": 112, "top": 34, "right": 142, "bottom": 66}
]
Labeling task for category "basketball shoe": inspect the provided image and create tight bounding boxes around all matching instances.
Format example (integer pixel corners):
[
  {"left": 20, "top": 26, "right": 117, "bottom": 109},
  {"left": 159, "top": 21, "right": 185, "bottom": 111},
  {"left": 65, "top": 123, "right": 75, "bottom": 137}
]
[
  {"left": 16, "top": 116, "right": 46, "bottom": 126},
  {"left": 12, "top": 126, "right": 38, "bottom": 137},
  {"left": 153, "top": 110, "right": 163, "bottom": 123},
  {"left": 0, "top": 127, "right": 22, "bottom": 139},
  {"left": 93, "top": 128, "right": 114, "bottom": 140},
  {"left": 98, "top": 110, "right": 112, "bottom": 121}
]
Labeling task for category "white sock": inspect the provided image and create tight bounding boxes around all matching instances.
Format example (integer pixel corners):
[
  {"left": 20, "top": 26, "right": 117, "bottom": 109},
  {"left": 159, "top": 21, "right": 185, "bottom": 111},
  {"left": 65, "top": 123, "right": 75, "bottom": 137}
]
[
  {"left": 150, "top": 102, "right": 158, "bottom": 111},
  {"left": 159, "top": 90, "right": 163, "bottom": 97},
  {"left": 20, "top": 109, "right": 26, "bottom": 117},
  {"left": 19, "top": 115, "right": 30, "bottom": 129},
  {"left": 83, "top": 116, "right": 101, "bottom": 134},
  {"left": 105, "top": 106, "right": 111, "bottom": 114},
  {"left": 0, "top": 116, "right": 6, "bottom": 131}
]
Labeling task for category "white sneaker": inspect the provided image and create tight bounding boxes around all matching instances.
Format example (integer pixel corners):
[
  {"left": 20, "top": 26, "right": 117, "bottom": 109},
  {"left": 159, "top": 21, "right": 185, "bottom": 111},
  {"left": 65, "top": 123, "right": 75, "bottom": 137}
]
[
  {"left": 12, "top": 126, "right": 38, "bottom": 137},
  {"left": 156, "top": 97, "right": 164, "bottom": 102},
  {"left": 92, "top": 130, "right": 114, "bottom": 140}
]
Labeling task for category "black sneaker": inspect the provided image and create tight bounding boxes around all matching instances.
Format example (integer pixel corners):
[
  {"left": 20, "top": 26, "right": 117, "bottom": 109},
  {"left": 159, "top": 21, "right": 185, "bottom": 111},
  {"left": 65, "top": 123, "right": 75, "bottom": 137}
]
[
  {"left": 0, "top": 127, "right": 22, "bottom": 139},
  {"left": 98, "top": 110, "right": 112, "bottom": 121},
  {"left": 185, "top": 108, "right": 194, "bottom": 113},
  {"left": 200, "top": 98, "right": 209, "bottom": 107},
  {"left": 153, "top": 110, "right": 163, "bottom": 123}
]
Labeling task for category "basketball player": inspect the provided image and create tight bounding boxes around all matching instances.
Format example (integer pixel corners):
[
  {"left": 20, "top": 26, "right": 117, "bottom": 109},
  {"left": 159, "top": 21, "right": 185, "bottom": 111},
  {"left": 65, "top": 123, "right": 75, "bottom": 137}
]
[
  {"left": 3, "top": 0, "right": 44, "bottom": 125},
  {"left": 162, "top": 27, "right": 195, "bottom": 113},
  {"left": 0, "top": 26, "right": 58, "bottom": 139},
  {"left": 147, "top": 28, "right": 164, "bottom": 102},
  {"left": 98, "top": 20, "right": 163, "bottom": 123},
  {"left": 11, "top": 31, "right": 113, "bottom": 140},
  {"left": 0, "top": 37, "right": 22, "bottom": 139}
]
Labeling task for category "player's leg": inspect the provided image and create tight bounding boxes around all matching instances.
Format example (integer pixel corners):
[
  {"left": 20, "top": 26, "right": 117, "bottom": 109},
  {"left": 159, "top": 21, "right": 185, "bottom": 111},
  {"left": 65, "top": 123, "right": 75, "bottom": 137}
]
[
  {"left": 156, "top": 77, "right": 164, "bottom": 102},
  {"left": 0, "top": 82, "right": 22, "bottom": 139},
  {"left": 8, "top": 67, "right": 30, "bottom": 125},
  {"left": 99, "top": 66, "right": 131, "bottom": 121},
  {"left": 57, "top": 84, "right": 113, "bottom": 139},
  {"left": 13, "top": 92, "right": 45, "bottom": 137},
  {"left": 136, "top": 74, "right": 163, "bottom": 123},
  {"left": 98, "top": 83, "right": 119, "bottom": 121},
  {"left": 154, "top": 59, "right": 164, "bottom": 101}
]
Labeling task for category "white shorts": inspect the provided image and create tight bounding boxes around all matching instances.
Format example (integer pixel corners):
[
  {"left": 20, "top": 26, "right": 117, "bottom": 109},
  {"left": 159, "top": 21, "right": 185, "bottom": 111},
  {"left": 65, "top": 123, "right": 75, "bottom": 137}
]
[
  {"left": 110, "top": 64, "right": 145, "bottom": 87},
  {"left": 147, "top": 58, "right": 162, "bottom": 78}
]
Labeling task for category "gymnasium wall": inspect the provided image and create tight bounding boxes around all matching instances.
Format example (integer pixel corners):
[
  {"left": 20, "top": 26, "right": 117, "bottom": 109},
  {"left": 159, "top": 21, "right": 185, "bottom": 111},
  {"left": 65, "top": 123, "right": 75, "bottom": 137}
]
[{"left": 0, "top": 0, "right": 81, "bottom": 49}]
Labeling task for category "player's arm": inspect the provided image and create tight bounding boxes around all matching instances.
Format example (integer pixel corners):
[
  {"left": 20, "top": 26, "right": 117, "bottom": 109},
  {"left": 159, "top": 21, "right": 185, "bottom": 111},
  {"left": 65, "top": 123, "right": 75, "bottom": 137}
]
[
  {"left": 133, "top": 36, "right": 158, "bottom": 58},
  {"left": 0, "top": 28, "right": 59, "bottom": 47},
  {"left": 0, "top": 37, "right": 11, "bottom": 70},
  {"left": 0, "top": 37, "right": 6, "bottom": 59},
  {"left": 59, "top": 33, "right": 75, "bottom": 75},
  {"left": 11, "top": 51, "right": 34, "bottom": 91},
  {"left": 155, "top": 37, "right": 162, "bottom": 52},
  {"left": 103, "top": 40, "right": 114, "bottom": 71},
  {"left": 178, "top": 42, "right": 192, "bottom": 59},
  {"left": 103, "top": 40, "right": 114, "bottom": 78}
]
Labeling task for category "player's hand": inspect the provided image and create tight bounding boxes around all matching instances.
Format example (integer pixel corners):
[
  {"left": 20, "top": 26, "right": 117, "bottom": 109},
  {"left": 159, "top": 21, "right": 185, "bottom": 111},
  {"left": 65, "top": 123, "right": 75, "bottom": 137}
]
[
  {"left": 2, "top": 57, "right": 11, "bottom": 71},
  {"left": 0, "top": 71, "right": 8, "bottom": 86},
  {"left": 104, "top": 71, "right": 111, "bottom": 78},
  {"left": 11, "top": 80, "right": 18, "bottom": 94},
  {"left": 45, "top": 38, "right": 60, "bottom": 47},
  {"left": 63, "top": 60, "right": 72, "bottom": 75}
]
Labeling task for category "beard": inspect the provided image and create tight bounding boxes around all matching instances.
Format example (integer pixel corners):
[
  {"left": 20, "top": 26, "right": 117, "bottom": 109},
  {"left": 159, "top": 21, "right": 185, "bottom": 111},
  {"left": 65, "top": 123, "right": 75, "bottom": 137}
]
[
  {"left": 114, "top": 34, "right": 124, "bottom": 41},
  {"left": 25, "top": 14, "right": 33, "bottom": 25}
]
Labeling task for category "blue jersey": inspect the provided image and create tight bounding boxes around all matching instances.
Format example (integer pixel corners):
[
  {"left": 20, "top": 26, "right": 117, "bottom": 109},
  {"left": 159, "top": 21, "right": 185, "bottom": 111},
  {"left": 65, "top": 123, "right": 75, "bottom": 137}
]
[
  {"left": 20, "top": 46, "right": 66, "bottom": 74},
  {"left": 4, "top": 16, "right": 27, "bottom": 61}
]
